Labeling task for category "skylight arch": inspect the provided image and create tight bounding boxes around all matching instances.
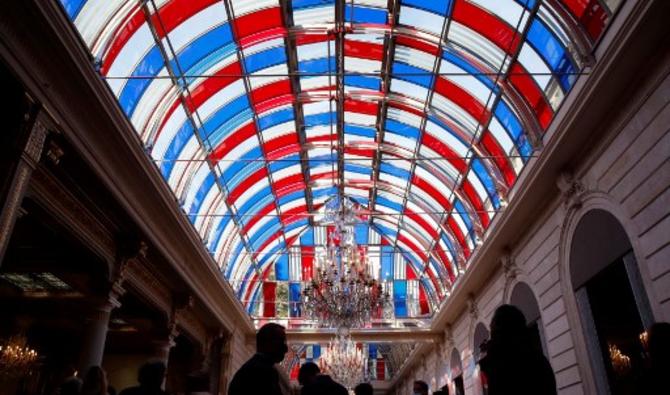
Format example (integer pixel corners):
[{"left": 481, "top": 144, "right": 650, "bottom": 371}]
[{"left": 60, "top": 0, "right": 621, "bottom": 323}]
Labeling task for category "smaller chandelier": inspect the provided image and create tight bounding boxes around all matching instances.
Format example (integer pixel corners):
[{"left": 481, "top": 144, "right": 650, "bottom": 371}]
[
  {"left": 0, "top": 335, "right": 39, "bottom": 379},
  {"left": 302, "top": 197, "right": 390, "bottom": 328},
  {"left": 319, "top": 327, "right": 367, "bottom": 390}
]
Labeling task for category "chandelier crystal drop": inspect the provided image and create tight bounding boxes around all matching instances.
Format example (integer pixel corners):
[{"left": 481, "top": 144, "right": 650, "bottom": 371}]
[
  {"left": 302, "top": 197, "right": 390, "bottom": 328},
  {"left": 319, "top": 327, "right": 367, "bottom": 390}
]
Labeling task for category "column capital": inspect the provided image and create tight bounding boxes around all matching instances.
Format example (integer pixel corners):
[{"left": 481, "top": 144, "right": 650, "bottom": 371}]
[
  {"left": 467, "top": 294, "right": 479, "bottom": 321},
  {"left": 500, "top": 249, "right": 519, "bottom": 280}
]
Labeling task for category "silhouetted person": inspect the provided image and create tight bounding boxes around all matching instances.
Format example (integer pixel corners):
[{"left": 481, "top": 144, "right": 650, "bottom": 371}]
[
  {"left": 119, "top": 361, "right": 168, "bottom": 395},
  {"left": 81, "top": 366, "right": 108, "bottom": 395},
  {"left": 228, "top": 323, "right": 288, "bottom": 395},
  {"left": 413, "top": 380, "right": 429, "bottom": 395},
  {"left": 353, "top": 382, "right": 373, "bottom": 395},
  {"left": 439, "top": 384, "right": 449, "bottom": 395},
  {"left": 635, "top": 322, "right": 670, "bottom": 394},
  {"left": 479, "top": 304, "right": 556, "bottom": 395},
  {"left": 59, "top": 366, "right": 82, "bottom": 395},
  {"left": 298, "top": 362, "right": 347, "bottom": 395}
]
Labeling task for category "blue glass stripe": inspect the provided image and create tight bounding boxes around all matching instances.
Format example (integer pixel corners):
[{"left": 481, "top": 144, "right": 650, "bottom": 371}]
[
  {"left": 173, "top": 23, "right": 233, "bottom": 73},
  {"left": 285, "top": 218, "right": 308, "bottom": 233},
  {"left": 202, "top": 95, "right": 251, "bottom": 139},
  {"left": 385, "top": 119, "right": 420, "bottom": 140},
  {"left": 345, "top": 124, "right": 376, "bottom": 138},
  {"left": 443, "top": 51, "right": 497, "bottom": 91},
  {"left": 209, "top": 211, "right": 233, "bottom": 252},
  {"left": 226, "top": 240, "right": 247, "bottom": 279},
  {"left": 278, "top": 189, "right": 305, "bottom": 206},
  {"left": 355, "top": 224, "right": 369, "bottom": 244},
  {"left": 427, "top": 115, "right": 471, "bottom": 147},
  {"left": 392, "top": 62, "right": 433, "bottom": 88},
  {"left": 119, "top": 46, "right": 164, "bottom": 117},
  {"left": 453, "top": 199, "right": 473, "bottom": 231},
  {"left": 293, "top": 0, "right": 334, "bottom": 9},
  {"left": 471, "top": 159, "right": 499, "bottom": 208},
  {"left": 160, "top": 122, "right": 194, "bottom": 178},
  {"left": 269, "top": 155, "right": 300, "bottom": 173},
  {"left": 369, "top": 344, "right": 378, "bottom": 358},
  {"left": 344, "top": 163, "right": 372, "bottom": 176},
  {"left": 344, "top": 75, "right": 381, "bottom": 90},
  {"left": 375, "top": 195, "right": 403, "bottom": 212},
  {"left": 258, "top": 241, "right": 286, "bottom": 269},
  {"left": 245, "top": 46, "right": 287, "bottom": 74},
  {"left": 380, "top": 162, "right": 411, "bottom": 180},
  {"left": 298, "top": 57, "right": 336, "bottom": 74},
  {"left": 304, "top": 112, "right": 336, "bottom": 127},
  {"left": 372, "top": 222, "right": 398, "bottom": 239},
  {"left": 60, "top": 0, "right": 86, "bottom": 19},
  {"left": 527, "top": 19, "right": 566, "bottom": 71},
  {"left": 301, "top": 228, "right": 314, "bottom": 245},
  {"left": 401, "top": 0, "right": 451, "bottom": 16},
  {"left": 183, "top": 44, "right": 238, "bottom": 85},
  {"left": 289, "top": 282, "right": 302, "bottom": 317},
  {"left": 381, "top": 246, "right": 393, "bottom": 280},
  {"left": 350, "top": 196, "right": 369, "bottom": 206},
  {"left": 275, "top": 255, "right": 289, "bottom": 281},
  {"left": 235, "top": 184, "right": 273, "bottom": 218},
  {"left": 345, "top": 5, "right": 387, "bottom": 24},
  {"left": 259, "top": 107, "right": 295, "bottom": 129},
  {"left": 249, "top": 219, "right": 282, "bottom": 250},
  {"left": 312, "top": 186, "right": 338, "bottom": 199},
  {"left": 187, "top": 173, "right": 216, "bottom": 222},
  {"left": 393, "top": 280, "right": 407, "bottom": 317}
]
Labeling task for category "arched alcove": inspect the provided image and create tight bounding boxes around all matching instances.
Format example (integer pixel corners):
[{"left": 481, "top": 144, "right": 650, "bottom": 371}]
[
  {"left": 569, "top": 209, "right": 652, "bottom": 393},
  {"left": 472, "top": 323, "right": 489, "bottom": 363},
  {"left": 450, "top": 348, "right": 465, "bottom": 395},
  {"left": 509, "top": 282, "right": 547, "bottom": 356}
]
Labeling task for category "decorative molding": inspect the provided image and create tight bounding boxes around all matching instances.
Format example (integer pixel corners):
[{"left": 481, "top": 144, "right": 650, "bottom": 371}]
[
  {"left": 125, "top": 259, "right": 172, "bottom": 315},
  {"left": 29, "top": 168, "right": 116, "bottom": 263},
  {"left": 500, "top": 249, "right": 519, "bottom": 280},
  {"left": 467, "top": 294, "right": 479, "bottom": 321},
  {"left": 556, "top": 171, "right": 587, "bottom": 210}
]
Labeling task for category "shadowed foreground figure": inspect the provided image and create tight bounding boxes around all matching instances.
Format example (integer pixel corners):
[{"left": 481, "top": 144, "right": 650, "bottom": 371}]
[
  {"left": 354, "top": 382, "right": 373, "bottom": 395},
  {"left": 298, "top": 361, "right": 348, "bottom": 395},
  {"left": 413, "top": 380, "right": 429, "bottom": 395},
  {"left": 479, "top": 304, "right": 556, "bottom": 395},
  {"left": 119, "top": 361, "right": 168, "bottom": 395},
  {"left": 228, "top": 323, "right": 288, "bottom": 395}
]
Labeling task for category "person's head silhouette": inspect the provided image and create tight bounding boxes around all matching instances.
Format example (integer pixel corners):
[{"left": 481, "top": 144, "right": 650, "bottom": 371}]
[
  {"left": 256, "top": 323, "right": 288, "bottom": 363},
  {"left": 648, "top": 322, "right": 670, "bottom": 367},
  {"left": 490, "top": 304, "right": 527, "bottom": 341},
  {"left": 138, "top": 361, "right": 166, "bottom": 389},
  {"left": 297, "top": 361, "right": 320, "bottom": 386},
  {"left": 413, "top": 380, "right": 429, "bottom": 395},
  {"left": 354, "top": 382, "right": 373, "bottom": 395}
]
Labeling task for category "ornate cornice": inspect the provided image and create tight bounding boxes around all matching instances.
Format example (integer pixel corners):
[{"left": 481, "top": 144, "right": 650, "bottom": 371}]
[{"left": 556, "top": 171, "right": 587, "bottom": 210}]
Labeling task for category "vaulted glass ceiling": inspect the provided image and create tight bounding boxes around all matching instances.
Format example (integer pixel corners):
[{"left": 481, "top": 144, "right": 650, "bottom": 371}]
[{"left": 59, "top": 0, "right": 619, "bottom": 328}]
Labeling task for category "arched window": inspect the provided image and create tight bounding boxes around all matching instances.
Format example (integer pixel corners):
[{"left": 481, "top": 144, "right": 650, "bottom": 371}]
[
  {"left": 570, "top": 209, "right": 653, "bottom": 394},
  {"left": 509, "top": 282, "right": 547, "bottom": 357},
  {"left": 450, "top": 348, "right": 465, "bottom": 395},
  {"left": 472, "top": 323, "right": 490, "bottom": 395}
]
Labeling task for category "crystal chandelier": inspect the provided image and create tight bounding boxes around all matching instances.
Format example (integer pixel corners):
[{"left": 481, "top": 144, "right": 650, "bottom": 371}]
[
  {"left": 0, "top": 334, "right": 39, "bottom": 379},
  {"left": 302, "top": 197, "right": 390, "bottom": 328},
  {"left": 319, "top": 327, "right": 367, "bottom": 390}
]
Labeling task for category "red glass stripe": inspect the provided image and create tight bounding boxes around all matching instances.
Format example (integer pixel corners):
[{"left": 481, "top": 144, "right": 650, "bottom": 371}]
[
  {"left": 507, "top": 62, "right": 553, "bottom": 130},
  {"left": 209, "top": 121, "right": 257, "bottom": 163},
  {"left": 421, "top": 133, "right": 468, "bottom": 173},
  {"left": 262, "top": 281, "right": 277, "bottom": 317},
  {"left": 227, "top": 167, "right": 268, "bottom": 205},
  {"left": 344, "top": 40, "right": 384, "bottom": 61},
  {"left": 412, "top": 174, "right": 453, "bottom": 212},
  {"left": 151, "top": 0, "right": 219, "bottom": 38},
  {"left": 434, "top": 77, "right": 490, "bottom": 124},
  {"left": 233, "top": 7, "right": 283, "bottom": 40},
  {"left": 395, "top": 35, "right": 440, "bottom": 56},
  {"left": 242, "top": 202, "right": 276, "bottom": 234},
  {"left": 188, "top": 62, "right": 243, "bottom": 112},
  {"left": 102, "top": 7, "right": 145, "bottom": 75},
  {"left": 480, "top": 131, "right": 516, "bottom": 186},
  {"left": 452, "top": 0, "right": 521, "bottom": 54}
]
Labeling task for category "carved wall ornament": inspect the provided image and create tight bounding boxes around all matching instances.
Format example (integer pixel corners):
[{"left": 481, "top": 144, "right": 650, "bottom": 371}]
[
  {"left": 556, "top": 171, "right": 587, "bottom": 209},
  {"left": 500, "top": 251, "right": 519, "bottom": 280},
  {"left": 467, "top": 294, "right": 479, "bottom": 321}
]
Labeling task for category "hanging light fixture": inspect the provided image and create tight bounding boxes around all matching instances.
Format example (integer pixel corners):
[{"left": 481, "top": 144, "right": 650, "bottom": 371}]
[
  {"left": 0, "top": 334, "right": 39, "bottom": 379},
  {"left": 302, "top": 197, "right": 390, "bottom": 328},
  {"left": 319, "top": 327, "right": 367, "bottom": 390}
]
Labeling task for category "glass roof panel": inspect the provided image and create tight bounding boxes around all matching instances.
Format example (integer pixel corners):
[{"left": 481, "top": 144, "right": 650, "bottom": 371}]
[{"left": 59, "top": 0, "right": 620, "bottom": 331}]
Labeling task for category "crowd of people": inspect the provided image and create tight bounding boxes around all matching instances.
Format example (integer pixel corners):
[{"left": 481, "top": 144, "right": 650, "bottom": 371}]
[
  {"left": 56, "top": 305, "right": 669, "bottom": 395},
  {"left": 57, "top": 362, "right": 168, "bottom": 395}
]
